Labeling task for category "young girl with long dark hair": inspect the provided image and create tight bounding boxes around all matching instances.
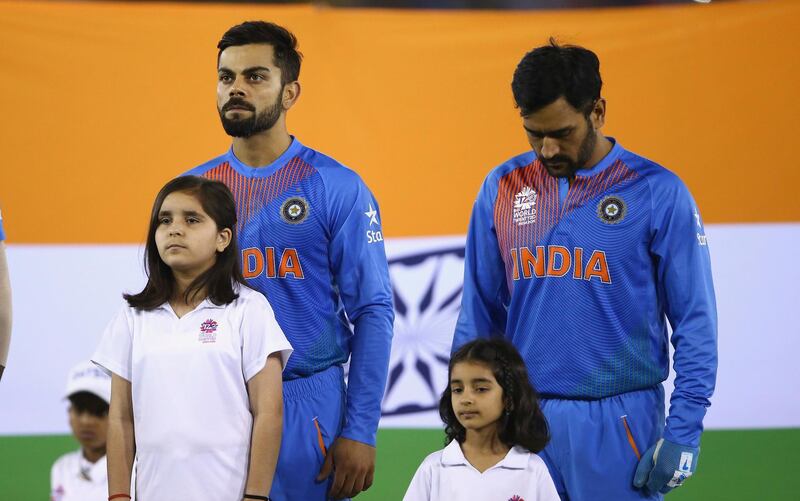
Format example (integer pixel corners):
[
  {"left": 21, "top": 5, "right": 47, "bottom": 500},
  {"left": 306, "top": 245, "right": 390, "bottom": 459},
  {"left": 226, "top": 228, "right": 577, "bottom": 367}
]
[
  {"left": 93, "top": 176, "right": 291, "bottom": 501},
  {"left": 404, "top": 337, "right": 558, "bottom": 501}
]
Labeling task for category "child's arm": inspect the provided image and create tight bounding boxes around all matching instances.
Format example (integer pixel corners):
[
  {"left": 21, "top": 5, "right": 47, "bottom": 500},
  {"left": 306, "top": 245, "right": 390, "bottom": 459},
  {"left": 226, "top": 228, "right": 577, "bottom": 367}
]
[
  {"left": 107, "top": 373, "right": 135, "bottom": 497},
  {"left": 243, "top": 352, "right": 284, "bottom": 498}
]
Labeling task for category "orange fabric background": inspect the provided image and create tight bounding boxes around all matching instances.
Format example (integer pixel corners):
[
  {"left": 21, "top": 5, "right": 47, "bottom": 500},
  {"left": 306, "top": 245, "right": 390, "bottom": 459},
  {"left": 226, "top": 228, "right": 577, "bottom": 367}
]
[{"left": 1, "top": 0, "right": 798, "bottom": 243}]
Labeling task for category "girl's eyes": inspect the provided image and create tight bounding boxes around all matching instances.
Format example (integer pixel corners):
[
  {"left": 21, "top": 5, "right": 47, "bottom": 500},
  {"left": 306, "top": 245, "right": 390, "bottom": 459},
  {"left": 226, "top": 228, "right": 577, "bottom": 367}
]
[
  {"left": 451, "top": 387, "right": 463, "bottom": 394},
  {"left": 159, "top": 217, "right": 171, "bottom": 225}
]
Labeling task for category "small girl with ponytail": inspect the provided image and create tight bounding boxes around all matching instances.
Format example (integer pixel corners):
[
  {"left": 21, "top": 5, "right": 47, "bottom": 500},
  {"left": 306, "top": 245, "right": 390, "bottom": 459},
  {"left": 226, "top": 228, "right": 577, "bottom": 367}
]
[{"left": 403, "top": 337, "right": 558, "bottom": 501}]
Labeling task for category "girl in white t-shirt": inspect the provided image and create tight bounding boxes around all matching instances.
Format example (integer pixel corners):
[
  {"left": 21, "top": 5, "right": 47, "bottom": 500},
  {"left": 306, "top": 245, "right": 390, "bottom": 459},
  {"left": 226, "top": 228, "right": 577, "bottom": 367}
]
[
  {"left": 404, "top": 338, "right": 559, "bottom": 501},
  {"left": 93, "top": 176, "right": 291, "bottom": 501}
]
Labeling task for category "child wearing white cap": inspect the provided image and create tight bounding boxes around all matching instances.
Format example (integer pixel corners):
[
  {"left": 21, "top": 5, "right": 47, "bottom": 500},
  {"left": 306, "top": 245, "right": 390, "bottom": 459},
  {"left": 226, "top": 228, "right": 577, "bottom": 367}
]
[{"left": 50, "top": 361, "right": 112, "bottom": 501}]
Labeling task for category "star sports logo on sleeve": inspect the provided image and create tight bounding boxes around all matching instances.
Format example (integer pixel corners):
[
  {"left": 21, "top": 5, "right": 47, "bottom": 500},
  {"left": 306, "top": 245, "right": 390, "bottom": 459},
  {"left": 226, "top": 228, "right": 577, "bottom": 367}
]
[
  {"left": 365, "top": 204, "right": 384, "bottom": 244},
  {"left": 694, "top": 207, "right": 708, "bottom": 246}
]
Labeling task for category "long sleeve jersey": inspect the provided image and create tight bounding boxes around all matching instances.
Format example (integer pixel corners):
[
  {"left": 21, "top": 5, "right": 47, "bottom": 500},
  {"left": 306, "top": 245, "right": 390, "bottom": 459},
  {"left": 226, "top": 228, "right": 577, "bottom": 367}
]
[
  {"left": 453, "top": 139, "right": 717, "bottom": 447},
  {"left": 185, "top": 137, "right": 394, "bottom": 446}
]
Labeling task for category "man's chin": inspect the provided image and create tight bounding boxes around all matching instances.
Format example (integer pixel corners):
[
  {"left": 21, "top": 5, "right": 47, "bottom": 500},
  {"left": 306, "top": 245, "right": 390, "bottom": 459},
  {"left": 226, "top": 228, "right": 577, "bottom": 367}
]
[
  {"left": 543, "top": 164, "right": 575, "bottom": 178},
  {"left": 221, "top": 121, "right": 257, "bottom": 138}
]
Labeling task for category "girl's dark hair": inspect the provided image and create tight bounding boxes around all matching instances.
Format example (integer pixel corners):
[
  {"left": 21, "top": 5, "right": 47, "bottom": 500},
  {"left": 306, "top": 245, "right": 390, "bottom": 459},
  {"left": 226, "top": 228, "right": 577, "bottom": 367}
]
[
  {"left": 511, "top": 37, "right": 602, "bottom": 117},
  {"left": 124, "top": 176, "right": 244, "bottom": 310},
  {"left": 218, "top": 20, "right": 303, "bottom": 86},
  {"left": 68, "top": 392, "right": 109, "bottom": 418},
  {"left": 439, "top": 337, "right": 550, "bottom": 453}
]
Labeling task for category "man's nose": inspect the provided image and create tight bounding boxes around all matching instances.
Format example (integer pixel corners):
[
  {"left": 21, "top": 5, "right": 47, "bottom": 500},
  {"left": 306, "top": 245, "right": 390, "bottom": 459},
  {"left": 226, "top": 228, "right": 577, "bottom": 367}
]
[
  {"left": 541, "top": 137, "right": 560, "bottom": 159},
  {"left": 229, "top": 75, "right": 246, "bottom": 97}
]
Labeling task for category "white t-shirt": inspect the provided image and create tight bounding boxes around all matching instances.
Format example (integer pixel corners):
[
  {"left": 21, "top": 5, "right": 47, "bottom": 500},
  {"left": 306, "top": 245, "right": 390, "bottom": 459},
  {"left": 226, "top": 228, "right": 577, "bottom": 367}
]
[
  {"left": 403, "top": 440, "right": 560, "bottom": 501},
  {"left": 92, "top": 286, "right": 292, "bottom": 501},
  {"left": 50, "top": 450, "right": 107, "bottom": 501}
]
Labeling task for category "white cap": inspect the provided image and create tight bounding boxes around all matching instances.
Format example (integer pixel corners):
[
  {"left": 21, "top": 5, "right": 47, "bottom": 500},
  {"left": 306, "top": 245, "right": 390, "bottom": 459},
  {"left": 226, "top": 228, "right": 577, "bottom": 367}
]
[{"left": 64, "top": 361, "right": 111, "bottom": 404}]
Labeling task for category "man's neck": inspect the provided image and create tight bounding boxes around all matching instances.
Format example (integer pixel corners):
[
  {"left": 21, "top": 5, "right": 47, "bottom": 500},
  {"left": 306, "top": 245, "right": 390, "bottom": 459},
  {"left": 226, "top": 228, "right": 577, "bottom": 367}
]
[
  {"left": 585, "top": 134, "right": 614, "bottom": 170},
  {"left": 231, "top": 126, "right": 292, "bottom": 168}
]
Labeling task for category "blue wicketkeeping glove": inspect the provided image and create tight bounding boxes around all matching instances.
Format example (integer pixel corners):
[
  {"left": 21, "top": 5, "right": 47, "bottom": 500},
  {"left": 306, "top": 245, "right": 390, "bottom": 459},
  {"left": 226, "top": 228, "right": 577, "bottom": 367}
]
[{"left": 633, "top": 438, "right": 700, "bottom": 495}]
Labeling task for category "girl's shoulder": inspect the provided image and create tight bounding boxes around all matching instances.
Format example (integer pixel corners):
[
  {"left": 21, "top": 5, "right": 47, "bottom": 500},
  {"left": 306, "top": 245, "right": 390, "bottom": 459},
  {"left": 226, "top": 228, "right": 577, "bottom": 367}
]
[
  {"left": 229, "top": 284, "right": 270, "bottom": 308},
  {"left": 422, "top": 448, "right": 446, "bottom": 467},
  {"left": 510, "top": 446, "right": 549, "bottom": 472}
]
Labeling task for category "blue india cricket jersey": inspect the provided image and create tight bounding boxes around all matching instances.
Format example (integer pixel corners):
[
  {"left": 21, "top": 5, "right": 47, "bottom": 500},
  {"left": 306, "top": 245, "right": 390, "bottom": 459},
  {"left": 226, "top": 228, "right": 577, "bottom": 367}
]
[
  {"left": 185, "top": 137, "right": 394, "bottom": 445},
  {"left": 454, "top": 139, "right": 717, "bottom": 446}
]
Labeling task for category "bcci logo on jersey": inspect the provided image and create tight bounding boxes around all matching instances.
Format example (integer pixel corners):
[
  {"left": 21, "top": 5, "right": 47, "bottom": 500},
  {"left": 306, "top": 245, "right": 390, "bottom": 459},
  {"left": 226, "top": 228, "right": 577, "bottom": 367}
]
[{"left": 513, "top": 186, "right": 537, "bottom": 226}]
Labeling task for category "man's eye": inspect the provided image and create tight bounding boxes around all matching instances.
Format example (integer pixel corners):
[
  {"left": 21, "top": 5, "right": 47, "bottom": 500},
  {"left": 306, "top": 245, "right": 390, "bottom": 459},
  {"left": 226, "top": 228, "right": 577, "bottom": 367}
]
[
  {"left": 249, "top": 74, "right": 264, "bottom": 81},
  {"left": 219, "top": 75, "right": 232, "bottom": 82}
]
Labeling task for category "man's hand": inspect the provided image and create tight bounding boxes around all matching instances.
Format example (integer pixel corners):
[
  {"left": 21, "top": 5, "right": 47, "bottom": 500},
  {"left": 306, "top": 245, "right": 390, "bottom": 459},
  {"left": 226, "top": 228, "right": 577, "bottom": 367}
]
[
  {"left": 316, "top": 436, "right": 376, "bottom": 499},
  {"left": 634, "top": 438, "right": 700, "bottom": 495}
]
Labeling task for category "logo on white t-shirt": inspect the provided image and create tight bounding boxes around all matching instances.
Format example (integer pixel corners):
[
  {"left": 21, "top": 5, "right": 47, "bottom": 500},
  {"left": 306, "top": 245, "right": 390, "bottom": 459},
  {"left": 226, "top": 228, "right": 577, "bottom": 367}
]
[{"left": 199, "top": 319, "right": 218, "bottom": 344}]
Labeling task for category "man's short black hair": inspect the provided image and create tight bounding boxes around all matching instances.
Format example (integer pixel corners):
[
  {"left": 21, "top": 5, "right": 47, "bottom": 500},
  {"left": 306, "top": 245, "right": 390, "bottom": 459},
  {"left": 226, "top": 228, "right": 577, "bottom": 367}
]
[
  {"left": 511, "top": 37, "right": 602, "bottom": 116},
  {"left": 68, "top": 391, "right": 109, "bottom": 417},
  {"left": 217, "top": 21, "right": 303, "bottom": 86}
]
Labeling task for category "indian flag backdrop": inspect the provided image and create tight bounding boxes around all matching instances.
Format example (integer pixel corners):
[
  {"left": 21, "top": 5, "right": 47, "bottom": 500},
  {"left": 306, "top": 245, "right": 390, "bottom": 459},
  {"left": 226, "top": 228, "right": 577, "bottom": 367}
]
[{"left": 1, "top": 1, "right": 799, "bottom": 500}]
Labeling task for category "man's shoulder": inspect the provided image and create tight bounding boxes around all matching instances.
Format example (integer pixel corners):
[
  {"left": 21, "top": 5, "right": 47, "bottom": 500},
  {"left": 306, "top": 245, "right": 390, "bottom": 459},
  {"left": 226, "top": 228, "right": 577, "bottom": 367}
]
[
  {"left": 184, "top": 151, "right": 231, "bottom": 176},
  {"left": 487, "top": 150, "right": 538, "bottom": 182},
  {"left": 618, "top": 147, "right": 684, "bottom": 186},
  {"left": 474, "top": 150, "right": 537, "bottom": 200},
  {"left": 296, "top": 144, "right": 365, "bottom": 183}
]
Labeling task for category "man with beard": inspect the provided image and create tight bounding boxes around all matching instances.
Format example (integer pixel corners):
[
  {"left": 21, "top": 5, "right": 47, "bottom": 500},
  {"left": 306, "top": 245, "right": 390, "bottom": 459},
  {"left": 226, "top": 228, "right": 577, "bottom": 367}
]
[
  {"left": 453, "top": 39, "right": 717, "bottom": 501},
  {"left": 184, "top": 21, "right": 394, "bottom": 501}
]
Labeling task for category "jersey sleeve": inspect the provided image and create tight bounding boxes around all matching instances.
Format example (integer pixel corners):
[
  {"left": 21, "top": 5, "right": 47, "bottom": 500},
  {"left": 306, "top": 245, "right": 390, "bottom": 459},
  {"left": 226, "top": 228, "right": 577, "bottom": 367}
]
[
  {"left": 402, "top": 458, "right": 433, "bottom": 501},
  {"left": 650, "top": 175, "right": 718, "bottom": 447},
  {"left": 323, "top": 168, "right": 394, "bottom": 447},
  {"left": 92, "top": 307, "right": 134, "bottom": 381},
  {"left": 452, "top": 171, "right": 509, "bottom": 352},
  {"left": 240, "top": 290, "right": 293, "bottom": 381}
]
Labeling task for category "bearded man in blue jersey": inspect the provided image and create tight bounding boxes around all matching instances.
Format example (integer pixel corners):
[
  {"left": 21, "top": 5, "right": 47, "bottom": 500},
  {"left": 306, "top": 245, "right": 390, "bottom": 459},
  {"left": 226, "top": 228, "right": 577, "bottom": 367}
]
[
  {"left": 453, "top": 39, "right": 718, "bottom": 501},
  {"left": 184, "top": 21, "right": 394, "bottom": 501}
]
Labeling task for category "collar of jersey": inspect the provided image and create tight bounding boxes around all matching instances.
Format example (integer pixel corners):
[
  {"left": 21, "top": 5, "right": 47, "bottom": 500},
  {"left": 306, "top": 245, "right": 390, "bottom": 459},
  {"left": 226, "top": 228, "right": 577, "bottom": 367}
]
[
  {"left": 441, "top": 440, "right": 528, "bottom": 470},
  {"left": 573, "top": 136, "right": 623, "bottom": 178},
  {"left": 156, "top": 297, "right": 226, "bottom": 314},
  {"left": 225, "top": 136, "right": 305, "bottom": 178},
  {"left": 77, "top": 449, "right": 107, "bottom": 482}
]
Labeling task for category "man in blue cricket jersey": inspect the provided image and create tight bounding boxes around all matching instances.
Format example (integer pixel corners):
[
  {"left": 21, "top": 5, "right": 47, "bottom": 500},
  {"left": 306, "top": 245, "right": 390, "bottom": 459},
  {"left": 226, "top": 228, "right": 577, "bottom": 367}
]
[
  {"left": 184, "top": 21, "right": 394, "bottom": 501},
  {"left": 453, "top": 39, "right": 718, "bottom": 500}
]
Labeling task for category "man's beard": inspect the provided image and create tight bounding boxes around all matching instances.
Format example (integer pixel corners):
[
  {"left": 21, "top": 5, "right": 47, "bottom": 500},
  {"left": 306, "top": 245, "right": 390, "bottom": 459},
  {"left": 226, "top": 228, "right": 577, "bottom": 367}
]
[
  {"left": 541, "top": 119, "right": 597, "bottom": 178},
  {"left": 218, "top": 95, "right": 283, "bottom": 138}
]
